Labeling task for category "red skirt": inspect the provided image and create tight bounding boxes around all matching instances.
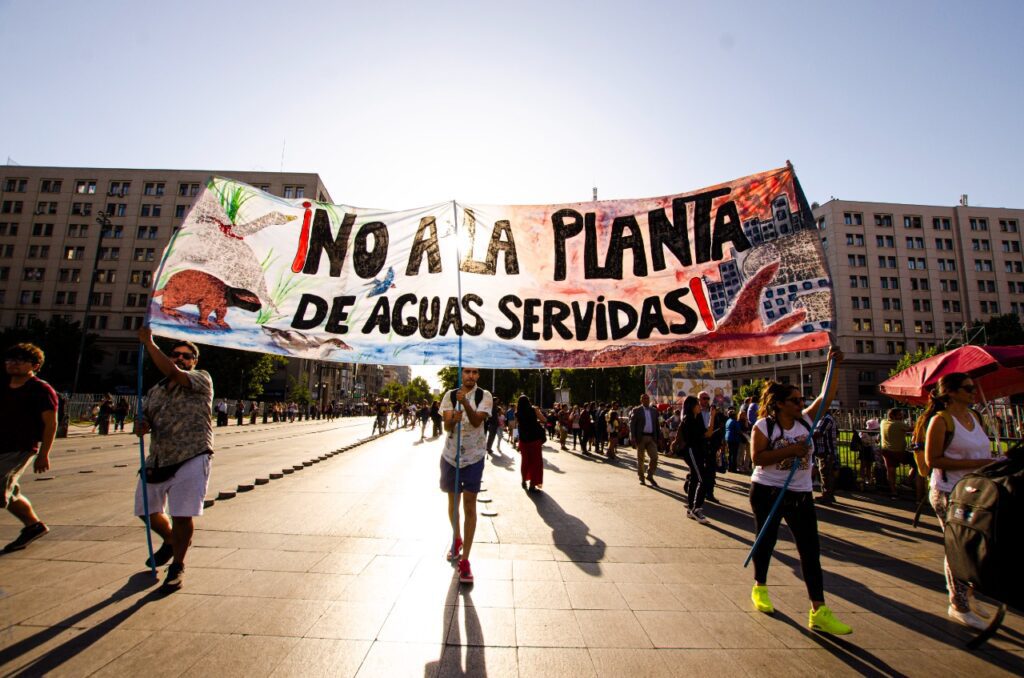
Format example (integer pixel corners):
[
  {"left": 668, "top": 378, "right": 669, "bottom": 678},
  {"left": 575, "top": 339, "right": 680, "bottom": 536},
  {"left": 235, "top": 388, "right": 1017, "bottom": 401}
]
[{"left": 519, "top": 439, "right": 543, "bottom": 486}]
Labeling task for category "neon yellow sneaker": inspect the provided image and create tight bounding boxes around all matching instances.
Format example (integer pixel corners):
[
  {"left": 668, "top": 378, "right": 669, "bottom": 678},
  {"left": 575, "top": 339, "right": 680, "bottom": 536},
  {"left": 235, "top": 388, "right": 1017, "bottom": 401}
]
[
  {"left": 808, "top": 605, "right": 852, "bottom": 635},
  {"left": 751, "top": 585, "right": 774, "bottom": 614}
]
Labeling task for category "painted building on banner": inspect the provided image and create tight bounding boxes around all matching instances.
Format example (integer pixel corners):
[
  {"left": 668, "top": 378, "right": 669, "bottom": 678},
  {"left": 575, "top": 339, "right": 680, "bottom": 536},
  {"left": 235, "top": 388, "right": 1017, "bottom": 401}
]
[
  {"left": 0, "top": 164, "right": 386, "bottom": 404},
  {"left": 714, "top": 197, "right": 1024, "bottom": 408}
]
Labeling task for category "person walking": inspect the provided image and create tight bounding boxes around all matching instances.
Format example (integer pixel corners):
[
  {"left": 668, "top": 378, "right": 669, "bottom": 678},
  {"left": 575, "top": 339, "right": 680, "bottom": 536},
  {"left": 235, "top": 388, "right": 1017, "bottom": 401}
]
[
  {"left": 418, "top": 399, "right": 431, "bottom": 440},
  {"left": 234, "top": 399, "right": 244, "bottom": 426},
  {"left": 135, "top": 328, "right": 215, "bottom": 590},
  {"left": 629, "top": 394, "right": 662, "bottom": 486},
  {"left": 97, "top": 396, "right": 114, "bottom": 435},
  {"left": 486, "top": 397, "right": 503, "bottom": 454},
  {"left": 439, "top": 367, "right": 492, "bottom": 585},
  {"left": 516, "top": 395, "right": 547, "bottom": 492},
  {"left": 697, "top": 391, "right": 723, "bottom": 501},
  {"left": 813, "top": 408, "right": 839, "bottom": 504},
  {"left": 606, "top": 409, "right": 621, "bottom": 461},
  {"left": 880, "top": 408, "right": 910, "bottom": 500},
  {"left": 570, "top": 406, "right": 581, "bottom": 450},
  {"left": 725, "top": 408, "right": 743, "bottom": 473},
  {"left": 579, "top": 404, "right": 593, "bottom": 455},
  {"left": 1, "top": 343, "right": 58, "bottom": 553},
  {"left": 916, "top": 373, "right": 994, "bottom": 630},
  {"left": 682, "top": 395, "right": 712, "bottom": 523},
  {"left": 114, "top": 398, "right": 130, "bottom": 432},
  {"left": 748, "top": 347, "right": 851, "bottom": 635}
]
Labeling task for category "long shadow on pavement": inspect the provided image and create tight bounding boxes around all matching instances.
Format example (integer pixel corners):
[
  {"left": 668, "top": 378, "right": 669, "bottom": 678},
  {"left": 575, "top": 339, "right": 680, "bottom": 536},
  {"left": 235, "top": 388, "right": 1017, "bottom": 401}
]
[
  {"left": 0, "top": 571, "right": 165, "bottom": 676},
  {"left": 526, "top": 490, "right": 606, "bottom": 577},
  {"left": 424, "top": 577, "right": 485, "bottom": 677},
  {"left": 701, "top": 502, "right": 1024, "bottom": 675}
]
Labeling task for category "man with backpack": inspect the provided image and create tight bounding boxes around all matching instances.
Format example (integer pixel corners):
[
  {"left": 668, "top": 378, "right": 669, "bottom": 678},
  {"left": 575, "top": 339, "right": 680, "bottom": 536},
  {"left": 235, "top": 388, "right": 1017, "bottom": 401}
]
[
  {"left": 439, "top": 367, "right": 492, "bottom": 585},
  {"left": 813, "top": 408, "right": 839, "bottom": 504}
]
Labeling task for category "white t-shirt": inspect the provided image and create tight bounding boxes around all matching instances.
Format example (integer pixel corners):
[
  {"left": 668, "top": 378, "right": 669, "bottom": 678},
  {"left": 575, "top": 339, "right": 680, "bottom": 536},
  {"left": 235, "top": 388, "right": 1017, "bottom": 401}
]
[
  {"left": 931, "top": 413, "right": 991, "bottom": 493},
  {"left": 439, "top": 387, "right": 493, "bottom": 468},
  {"left": 750, "top": 417, "right": 815, "bottom": 492}
]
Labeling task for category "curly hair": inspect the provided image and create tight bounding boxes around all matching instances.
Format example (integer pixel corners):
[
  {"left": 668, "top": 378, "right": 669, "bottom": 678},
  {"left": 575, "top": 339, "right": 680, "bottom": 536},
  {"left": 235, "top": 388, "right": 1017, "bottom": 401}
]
[
  {"left": 5, "top": 342, "right": 45, "bottom": 369},
  {"left": 758, "top": 380, "right": 800, "bottom": 420},
  {"left": 912, "top": 372, "right": 971, "bottom": 444}
]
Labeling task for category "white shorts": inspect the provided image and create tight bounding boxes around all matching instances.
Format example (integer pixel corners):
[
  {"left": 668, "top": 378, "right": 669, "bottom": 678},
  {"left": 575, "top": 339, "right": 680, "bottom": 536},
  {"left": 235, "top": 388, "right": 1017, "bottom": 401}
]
[{"left": 134, "top": 453, "right": 211, "bottom": 518}]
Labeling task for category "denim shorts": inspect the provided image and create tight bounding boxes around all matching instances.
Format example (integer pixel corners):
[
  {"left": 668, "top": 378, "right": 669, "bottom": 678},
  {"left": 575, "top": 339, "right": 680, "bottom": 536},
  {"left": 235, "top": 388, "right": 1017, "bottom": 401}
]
[{"left": 439, "top": 456, "right": 484, "bottom": 494}]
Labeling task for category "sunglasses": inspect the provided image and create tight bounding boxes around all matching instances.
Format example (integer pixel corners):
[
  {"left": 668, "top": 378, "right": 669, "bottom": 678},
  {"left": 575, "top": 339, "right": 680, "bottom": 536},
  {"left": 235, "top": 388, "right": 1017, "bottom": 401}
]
[
  {"left": 170, "top": 351, "right": 196, "bottom": 360},
  {"left": 960, "top": 384, "right": 976, "bottom": 393},
  {"left": 786, "top": 397, "right": 805, "bottom": 405}
]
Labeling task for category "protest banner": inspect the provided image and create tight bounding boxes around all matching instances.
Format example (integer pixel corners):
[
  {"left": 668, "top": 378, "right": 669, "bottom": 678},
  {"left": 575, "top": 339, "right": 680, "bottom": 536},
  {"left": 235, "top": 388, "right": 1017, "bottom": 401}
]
[{"left": 147, "top": 165, "right": 833, "bottom": 367}]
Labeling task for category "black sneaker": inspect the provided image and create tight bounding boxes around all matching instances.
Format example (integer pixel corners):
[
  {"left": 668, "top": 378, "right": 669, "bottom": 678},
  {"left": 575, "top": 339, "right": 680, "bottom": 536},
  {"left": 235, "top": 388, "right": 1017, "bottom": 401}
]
[
  {"left": 163, "top": 563, "right": 185, "bottom": 590},
  {"left": 3, "top": 521, "right": 48, "bottom": 552},
  {"left": 146, "top": 541, "right": 174, "bottom": 568}
]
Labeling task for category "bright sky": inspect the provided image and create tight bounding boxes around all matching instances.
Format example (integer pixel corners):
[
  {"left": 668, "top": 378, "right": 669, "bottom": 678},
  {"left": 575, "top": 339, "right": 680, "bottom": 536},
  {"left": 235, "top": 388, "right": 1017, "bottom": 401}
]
[{"left": 3, "top": 1, "right": 1022, "bottom": 389}]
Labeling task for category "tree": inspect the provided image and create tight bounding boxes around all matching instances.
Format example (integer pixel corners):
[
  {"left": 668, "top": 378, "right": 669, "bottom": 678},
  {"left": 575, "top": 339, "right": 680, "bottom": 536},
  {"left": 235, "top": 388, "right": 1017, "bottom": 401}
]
[
  {"left": 975, "top": 313, "right": 1024, "bottom": 346},
  {"left": 379, "top": 381, "right": 405, "bottom": 402},
  {"left": 0, "top": 317, "right": 102, "bottom": 391},
  {"left": 889, "top": 345, "right": 939, "bottom": 377},
  {"left": 405, "top": 376, "right": 432, "bottom": 404},
  {"left": 733, "top": 378, "right": 766, "bottom": 409},
  {"left": 287, "top": 375, "right": 312, "bottom": 405}
]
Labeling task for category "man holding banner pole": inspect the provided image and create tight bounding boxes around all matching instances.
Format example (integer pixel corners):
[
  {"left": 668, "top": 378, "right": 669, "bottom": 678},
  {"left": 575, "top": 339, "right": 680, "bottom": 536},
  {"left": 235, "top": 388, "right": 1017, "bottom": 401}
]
[
  {"left": 135, "top": 327, "right": 214, "bottom": 590},
  {"left": 439, "top": 366, "right": 492, "bottom": 585}
]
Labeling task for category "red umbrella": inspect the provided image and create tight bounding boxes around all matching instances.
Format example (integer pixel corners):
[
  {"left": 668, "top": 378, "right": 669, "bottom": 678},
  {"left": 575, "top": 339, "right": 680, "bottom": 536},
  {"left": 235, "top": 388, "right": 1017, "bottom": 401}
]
[{"left": 879, "top": 345, "right": 1024, "bottom": 405}]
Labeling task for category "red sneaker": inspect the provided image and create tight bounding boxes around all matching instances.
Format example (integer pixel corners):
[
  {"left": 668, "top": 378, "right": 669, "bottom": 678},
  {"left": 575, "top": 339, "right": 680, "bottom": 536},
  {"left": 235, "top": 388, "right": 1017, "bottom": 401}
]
[
  {"left": 458, "top": 559, "right": 474, "bottom": 584},
  {"left": 446, "top": 537, "right": 463, "bottom": 562}
]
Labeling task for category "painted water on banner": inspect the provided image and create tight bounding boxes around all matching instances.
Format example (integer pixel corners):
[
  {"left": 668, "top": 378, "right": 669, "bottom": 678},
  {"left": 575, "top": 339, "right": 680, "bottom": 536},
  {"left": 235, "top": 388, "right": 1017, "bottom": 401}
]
[{"left": 147, "top": 166, "right": 834, "bottom": 368}]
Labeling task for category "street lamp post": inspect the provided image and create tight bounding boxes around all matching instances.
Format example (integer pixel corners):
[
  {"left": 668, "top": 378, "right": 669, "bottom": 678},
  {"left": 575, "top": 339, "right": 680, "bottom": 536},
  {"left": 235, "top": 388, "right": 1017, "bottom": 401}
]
[{"left": 71, "top": 211, "right": 110, "bottom": 394}]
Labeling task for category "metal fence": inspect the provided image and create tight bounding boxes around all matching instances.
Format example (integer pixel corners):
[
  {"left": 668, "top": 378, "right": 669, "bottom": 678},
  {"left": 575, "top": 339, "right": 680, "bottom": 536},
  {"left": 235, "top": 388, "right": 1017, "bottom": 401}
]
[{"left": 63, "top": 394, "right": 140, "bottom": 422}]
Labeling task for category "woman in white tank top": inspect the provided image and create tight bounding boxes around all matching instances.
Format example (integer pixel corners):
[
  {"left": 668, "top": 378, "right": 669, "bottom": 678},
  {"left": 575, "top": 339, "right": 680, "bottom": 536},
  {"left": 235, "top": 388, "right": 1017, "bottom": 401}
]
[{"left": 916, "top": 372, "right": 995, "bottom": 630}]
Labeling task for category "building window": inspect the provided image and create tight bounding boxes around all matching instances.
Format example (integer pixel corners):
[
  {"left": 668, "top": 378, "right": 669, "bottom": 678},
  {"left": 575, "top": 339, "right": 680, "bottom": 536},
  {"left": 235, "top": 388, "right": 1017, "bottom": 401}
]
[
  {"left": 126, "top": 293, "right": 149, "bottom": 307},
  {"left": 3, "top": 178, "right": 27, "bottom": 192},
  {"left": 175, "top": 205, "right": 187, "bottom": 218},
  {"left": 905, "top": 237, "right": 923, "bottom": 249},
  {"left": 843, "top": 212, "right": 863, "bottom": 226},
  {"left": 933, "top": 217, "right": 951, "bottom": 230},
  {"left": 851, "top": 296, "right": 871, "bottom": 310},
  {"left": 130, "top": 270, "right": 153, "bottom": 286},
  {"left": 980, "top": 300, "right": 1000, "bottom": 314},
  {"left": 133, "top": 248, "right": 156, "bottom": 262},
  {"left": 0, "top": 244, "right": 14, "bottom": 257},
  {"left": 934, "top": 238, "right": 953, "bottom": 250},
  {"left": 1006, "top": 261, "right": 1024, "bottom": 274},
  {"left": 845, "top": 233, "right": 865, "bottom": 246},
  {"left": 136, "top": 226, "right": 159, "bottom": 239},
  {"left": 177, "top": 183, "right": 200, "bottom": 197},
  {"left": 19, "top": 290, "right": 42, "bottom": 305},
  {"left": 23, "top": 267, "right": 45, "bottom": 281},
  {"left": 108, "top": 181, "right": 131, "bottom": 197},
  {"left": 143, "top": 182, "right": 166, "bottom": 196},
  {"left": 39, "top": 179, "right": 62, "bottom": 193},
  {"left": 94, "top": 269, "right": 116, "bottom": 284},
  {"left": 75, "top": 180, "right": 97, "bottom": 194},
  {"left": 85, "top": 315, "right": 108, "bottom": 330},
  {"left": 89, "top": 292, "right": 113, "bottom": 306},
  {"left": 54, "top": 291, "right": 78, "bottom": 305},
  {"left": 971, "top": 238, "right": 991, "bottom": 251},
  {"left": 969, "top": 218, "right": 989, "bottom": 231},
  {"left": 977, "top": 279, "right": 996, "bottom": 293},
  {"left": 912, "top": 298, "right": 932, "bottom": 312},
  {"left": 1000, "top": 219, "right": 1019, "bottom": 233},
  {"left": 847, "top": 254, "right": 866, "bottom": 267},
  {"left": 98, "top": 247, "right": 120, "bottom": 261},
  {"left": 903, "top": 215, "right": 922, "bottom": 229},
  {"left": 907, "top": 257, "right": 927, "bottom": 270},
  {"left": 882, "top": 297, "right": 902, "bottom": 311},
  {"left": 31, "top": 223, "right": 54, "bottom": 237},
  {"left": 59, "top": 268, "right": 81, "bottom": 282},
  {"left": 874, "top": 214, "right": 893, "bottom": 227},
  {"left": 886, "top": 341, "right": 906, "bottom": 355},
  {"left": 101, "top": 224, "right": 123, "bottom": 239},
  {"left": 27, "top": 245, "right": 50, "bottom": 258},
  {"left": 855, "top": 340, "right": 875, "bottom": 353},
  {"left": 974, "top": 259, "right": 994, "bottom": 272},
  {"left": 1, "top": 201, "right": 24, "bottom": 214},
  {"left": 943, "top": 300, "right": 962, "bottom": 313},
  {"left": 877, "top": 256, "right": 896, "bottom": 269},
  {"left": 284, "top": 185, "right": 306, "bottom": 199},
  {"left": 104, "top": 203, "right": 128, "bottom": 217},
  {"left": 0, "top": 222, "right": 19, "bottom": 236},
  {"left": 1001, "top": 240, "right": 1021, "bottom": 253},
  {"left": 883, "top": 319, "right": 903, "bottom": 333},
  {"left": 71, "top": 202, "right": 92, "bottom": 216},
  {"left": 876, "top": 235, "right": 894, "bottom": 248},
  {"left": 140, "top": 204, "right": 162, "bottom": 218}
]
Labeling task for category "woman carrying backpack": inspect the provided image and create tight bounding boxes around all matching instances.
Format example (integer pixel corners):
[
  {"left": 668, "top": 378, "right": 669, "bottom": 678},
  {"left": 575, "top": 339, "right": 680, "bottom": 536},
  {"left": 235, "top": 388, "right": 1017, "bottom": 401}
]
[
  {"left": 914, "top": 372, "right": 993, "bottom": 630},
  {"left": 748, "top": 347, "right": 851, "bottom": 635}
]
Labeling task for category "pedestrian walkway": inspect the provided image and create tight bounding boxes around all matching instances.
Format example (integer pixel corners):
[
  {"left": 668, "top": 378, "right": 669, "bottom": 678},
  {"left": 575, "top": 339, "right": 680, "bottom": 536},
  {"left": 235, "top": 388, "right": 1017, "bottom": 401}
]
[{"left": 1, "top": 427, "right": 1021, "bottom": 676}]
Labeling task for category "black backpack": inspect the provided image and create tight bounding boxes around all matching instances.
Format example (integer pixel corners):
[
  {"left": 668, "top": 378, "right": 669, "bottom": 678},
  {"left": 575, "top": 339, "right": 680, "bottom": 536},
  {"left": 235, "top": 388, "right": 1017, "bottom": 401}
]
[
  {"left": 944, "top": 445, "right": 1024, "bottom": 608},
  {"left": 448, "top": 388, "right": 485, "bottom": 409},
  {"left": 764, "top": 415, "right": 813, "bottom": 445}
]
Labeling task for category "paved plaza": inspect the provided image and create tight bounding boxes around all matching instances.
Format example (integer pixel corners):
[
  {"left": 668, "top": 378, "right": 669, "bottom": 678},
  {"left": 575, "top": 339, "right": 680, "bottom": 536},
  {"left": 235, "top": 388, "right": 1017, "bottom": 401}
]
[{"left": 1, "top": 419, "right": 1022, "bottom": 677}]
